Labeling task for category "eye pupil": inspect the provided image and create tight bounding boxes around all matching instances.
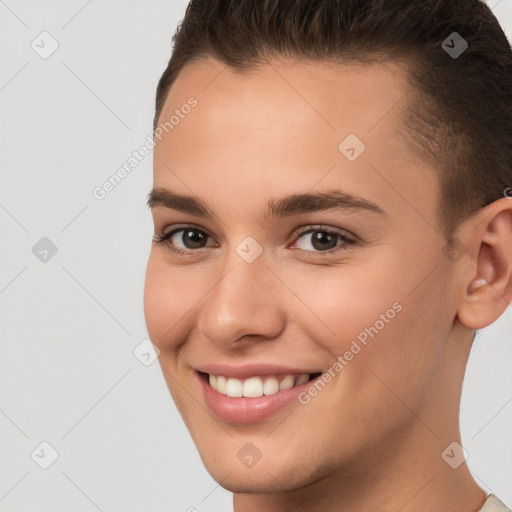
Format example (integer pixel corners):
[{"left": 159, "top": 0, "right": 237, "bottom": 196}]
[
  {"left": 311, "top": 231, "right": 337, "bottom": 251},
  {"left": 183, "top": 229, "right": 206, "bottom": 248}
]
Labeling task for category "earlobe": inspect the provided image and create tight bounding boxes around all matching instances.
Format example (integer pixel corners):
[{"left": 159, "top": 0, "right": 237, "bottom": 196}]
[{"left": 456, "top": 198, "right": 512, "bottom": 331}]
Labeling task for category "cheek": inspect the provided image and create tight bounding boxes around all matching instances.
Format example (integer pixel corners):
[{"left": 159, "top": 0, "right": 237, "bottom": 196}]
[
  {"left": 286, "top": 260, "right": 443, "bottom": 395},
  {"left": 143, "top": 255, "right": 197, "bottom": 348},
  {"left": 284, "top": 261, "right": 404, "bottom": 348}
]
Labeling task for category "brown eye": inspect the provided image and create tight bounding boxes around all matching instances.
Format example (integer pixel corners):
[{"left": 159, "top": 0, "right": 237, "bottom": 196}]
[
  {"left": 178, "top": 229, "right": 208, "bottom": 249},
  {"left": 290, "top": 226, "right": 356, "bottom": 256},
  {"left": 153, "top": 225, "right": 218, "bottom": 256}
]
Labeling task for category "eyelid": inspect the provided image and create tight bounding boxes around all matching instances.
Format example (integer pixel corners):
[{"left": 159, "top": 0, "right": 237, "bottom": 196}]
[
  {"left": 291, "top": 224, "right": 354, "bottom": 240},
  {"left": 157, "top": 221, "right": 212, "bottom": 236}
]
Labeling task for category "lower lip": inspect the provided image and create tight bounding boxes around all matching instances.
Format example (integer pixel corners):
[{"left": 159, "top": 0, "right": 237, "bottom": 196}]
[{"left": 197, "top": 372, "right": 320, "bottom": 424}]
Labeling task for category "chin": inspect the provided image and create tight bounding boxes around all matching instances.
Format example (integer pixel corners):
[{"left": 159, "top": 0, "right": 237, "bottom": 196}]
[
  {"left": 204, "top": 462, "right": 308, "bottom": 493},
  {"left": 196, "top": 441, "right": 334, "bottom": 495}
]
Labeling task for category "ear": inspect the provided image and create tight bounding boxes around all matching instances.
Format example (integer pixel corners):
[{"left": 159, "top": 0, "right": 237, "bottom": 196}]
[{"left": 456, "top": 197, "right": 512, "bottom": 330}]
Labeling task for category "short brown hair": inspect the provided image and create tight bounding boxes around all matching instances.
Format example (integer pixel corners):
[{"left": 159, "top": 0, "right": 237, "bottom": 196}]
[{"left": 153, "top": 0, "right": 512, "bottom": 242}]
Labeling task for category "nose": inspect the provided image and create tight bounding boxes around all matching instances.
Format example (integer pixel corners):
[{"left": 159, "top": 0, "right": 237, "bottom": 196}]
[{"left": 196, "top": 254, "right": 286, "bottom": 349}]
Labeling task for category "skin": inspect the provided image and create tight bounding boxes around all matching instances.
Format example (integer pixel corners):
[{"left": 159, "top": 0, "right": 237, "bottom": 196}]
[{"left": 144, "top": 56, "right": 512, "bottom": 512}]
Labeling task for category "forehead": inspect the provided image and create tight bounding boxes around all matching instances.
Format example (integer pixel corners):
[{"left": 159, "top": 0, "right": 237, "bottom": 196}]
[
  {"left": 159, "top": 56, "right": 411, "bottom": 136},
  {"left": 154, "top": 56, "right": 438, "bottom": 228}
]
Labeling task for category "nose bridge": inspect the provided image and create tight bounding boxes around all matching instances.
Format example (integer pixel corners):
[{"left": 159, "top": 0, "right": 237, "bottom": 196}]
[{"left": 197, "top": 246, "right": 285, "bottom": 346}]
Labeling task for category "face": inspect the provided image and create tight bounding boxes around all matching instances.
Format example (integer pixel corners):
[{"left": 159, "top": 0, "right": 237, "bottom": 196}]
[{"left": 144, "top": 56, "right": 463, "bottom": 492}]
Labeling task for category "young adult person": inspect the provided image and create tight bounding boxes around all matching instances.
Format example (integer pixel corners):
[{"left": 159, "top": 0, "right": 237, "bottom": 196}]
[{"left": 144, "top": 1, "right": 512, "bottom": 510}]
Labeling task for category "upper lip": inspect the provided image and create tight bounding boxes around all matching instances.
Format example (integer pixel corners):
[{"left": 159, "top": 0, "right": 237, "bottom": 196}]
[{"left": 195, "top": 363, "right": 323, "bottom": 379}]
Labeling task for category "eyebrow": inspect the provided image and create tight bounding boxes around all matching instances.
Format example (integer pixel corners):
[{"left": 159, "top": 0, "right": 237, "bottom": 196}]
[{"left": 147, "top": 187, "right": 387, "bottom": 220}]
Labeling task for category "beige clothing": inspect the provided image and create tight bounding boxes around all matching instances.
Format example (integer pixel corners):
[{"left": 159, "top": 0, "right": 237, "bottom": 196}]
[{"left": 479, "top": 494, "right": 511, "bottom": 512}]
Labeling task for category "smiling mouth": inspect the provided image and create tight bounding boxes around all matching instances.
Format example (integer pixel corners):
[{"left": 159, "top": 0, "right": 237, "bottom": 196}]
[{"left": 198, "top": 371, "right": 323, "bottom": 398}]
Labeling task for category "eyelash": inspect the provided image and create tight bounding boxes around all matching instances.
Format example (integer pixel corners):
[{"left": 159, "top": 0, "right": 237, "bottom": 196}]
[{"left": 152, "top": 224, "right": 357, "bottom": 258}]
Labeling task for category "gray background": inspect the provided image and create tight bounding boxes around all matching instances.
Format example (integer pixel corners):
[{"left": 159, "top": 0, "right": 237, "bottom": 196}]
[{"left": 0, "top": 1, "right": 511, "bottom": 511}]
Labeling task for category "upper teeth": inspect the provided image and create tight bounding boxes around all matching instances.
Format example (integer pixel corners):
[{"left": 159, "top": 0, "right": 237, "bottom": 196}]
[{"left": 209, "top": 373, "right": 310, "bottom": 398}]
